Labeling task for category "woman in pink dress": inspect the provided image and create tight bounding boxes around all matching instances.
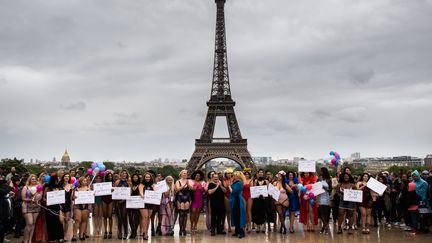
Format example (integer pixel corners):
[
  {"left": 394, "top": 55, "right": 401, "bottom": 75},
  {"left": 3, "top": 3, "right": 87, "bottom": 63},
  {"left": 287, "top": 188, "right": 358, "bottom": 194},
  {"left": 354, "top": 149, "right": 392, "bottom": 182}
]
[{"left": 190, "top": 170, "right": 206, "bottom": 234}]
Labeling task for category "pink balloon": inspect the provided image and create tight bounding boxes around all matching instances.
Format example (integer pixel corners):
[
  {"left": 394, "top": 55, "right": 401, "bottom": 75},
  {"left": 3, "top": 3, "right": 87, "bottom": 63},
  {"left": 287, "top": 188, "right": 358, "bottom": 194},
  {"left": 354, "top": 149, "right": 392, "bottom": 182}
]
[
  {"left": 331, "top": 158, "right": 336, "bottom": 165},
  {"left": 309, "top": 192, "right": 315, "bottom": 199},
  {"left": 36, "top": 185, "right": 43, "bottom": 192},
  {"left": 98, "top": 172, "right": 105, "bottom": 177},
  {"left": 70, "top": 177, "right": 76, "bottom": 184},
  {"left": 87, "top": 168, "right": 93, "bottom": 175}
]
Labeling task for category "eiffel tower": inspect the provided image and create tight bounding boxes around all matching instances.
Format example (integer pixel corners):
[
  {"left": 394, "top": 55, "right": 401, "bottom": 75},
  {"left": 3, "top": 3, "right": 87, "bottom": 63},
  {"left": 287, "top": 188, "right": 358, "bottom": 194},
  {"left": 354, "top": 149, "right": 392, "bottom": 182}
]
[{"left": 187, "top": 0, "right": 255, "bottom": 174}]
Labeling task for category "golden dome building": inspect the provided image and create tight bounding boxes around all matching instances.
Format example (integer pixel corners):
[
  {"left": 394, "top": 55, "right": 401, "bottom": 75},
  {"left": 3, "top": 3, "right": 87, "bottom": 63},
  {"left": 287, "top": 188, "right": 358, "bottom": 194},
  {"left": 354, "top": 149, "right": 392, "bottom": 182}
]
[{"left": 61, "top": 149, "right": 71, "bottom": 165}]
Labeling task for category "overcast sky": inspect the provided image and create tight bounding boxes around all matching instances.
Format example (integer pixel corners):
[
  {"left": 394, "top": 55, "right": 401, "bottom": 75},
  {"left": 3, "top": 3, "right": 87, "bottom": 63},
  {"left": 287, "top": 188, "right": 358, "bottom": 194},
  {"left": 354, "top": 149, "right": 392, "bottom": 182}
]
[{"left": 0, "top": 0, "right": 431, "bottom": 162}]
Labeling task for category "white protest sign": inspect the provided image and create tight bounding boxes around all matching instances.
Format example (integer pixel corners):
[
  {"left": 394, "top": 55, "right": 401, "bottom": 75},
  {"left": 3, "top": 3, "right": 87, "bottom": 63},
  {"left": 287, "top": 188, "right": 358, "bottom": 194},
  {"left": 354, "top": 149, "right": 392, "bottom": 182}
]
[
  {"left": 343, "top": 189, "right": 363, "bottom": 203},
  {"left": 47, "top": 190, "right": 65, "bottom": 206},
  {"left": 93, "top": 182, "right": 112, "bottom": 196},
  {"left": 367, "top": 177, "right": 387, "bottom": 195},
  {"left": 143, "top": 190, "right": 162, "bottom": 205},
  {"left": 154, "top": 181, "right": 169, "bottom": 193},
  {"left": 309, "top": 182, "right": 325, "bottom": 196},
  {"left": 75, "top": 191, "right": 95, "bottom": 204},
  {"left": 126, "top": 196, "right": 145, "bottom": 209},
  {"left": 112, "top": 187, "right": 131, "bottom": 200},
  {"left": 250, "top": 185, "right": 268, "bottom": 198},
  {"left": 267, "top": 184, "right": 280, "bottom": 201},
  {"left": 298, "top": 160, "right": 316, "bottom": 173}
]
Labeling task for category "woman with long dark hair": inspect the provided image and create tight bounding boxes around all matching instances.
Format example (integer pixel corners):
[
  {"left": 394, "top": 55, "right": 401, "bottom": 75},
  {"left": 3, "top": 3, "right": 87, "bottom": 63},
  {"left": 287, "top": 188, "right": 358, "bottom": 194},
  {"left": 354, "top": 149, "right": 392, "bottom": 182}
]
[
  {"left": 175, "top": 170, "right": 193, "bottom": 236},
  {"left": 286, "top": 171, "right": 299, "bottom": 233},
  {"left": 128, "top": 173, "right": 141, "bottom": 239},
  {"left": 205, "top": 171, "right": 216, "bottom": 230},
  {"left": 60, "top": 173, "right": 73, "bottom": 240},
  {"left": 92, "top": 175, "right": 104, "bottom": 237},
  {"left": 336, "top": 172, "right": 357, "bottom": 234},
  {"left": 273, "top": 171, "right": 290, "bottom": 234},
  {"left": 357, "top": 173, "right": 373, "bottom": 234},
  {"left": 230, "top": 171, "right": 246, "bottom": 238},
  {"left": 72, "top": 177, "right": 91, "bottom": 241},
  {"left": 223, "top": 169, "right": 234, "bottom": 233},
  {"left": 102, "top": 172, "right": 114, "bottom": 239},
  {"left": 243, "top": 170, "right": 253, "bottom": 233},
  {"left": 317, "top": 167, "right": 332, "bottom": 235},
  {"left": 114, "top": 170, "right": 130, "bottom": 240},
  {"left": 44, "top": 175, "right": 65, "bottom": 242},
  {"left": 139, "top": 172, "right": 155, "bottom": 240},
  {"left": 190, "top": 170, "right": 206, "bottom": 234}
]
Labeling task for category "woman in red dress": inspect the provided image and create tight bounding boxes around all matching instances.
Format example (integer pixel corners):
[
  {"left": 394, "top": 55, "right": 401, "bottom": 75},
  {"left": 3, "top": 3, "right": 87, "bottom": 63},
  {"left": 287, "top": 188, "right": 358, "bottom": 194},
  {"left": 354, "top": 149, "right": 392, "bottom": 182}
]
[
  {"left": 242, "top": 170, "right": 253, "bottom": 233},
  {"left": 300, "top": 172, "right": 318, "bottom": 232}
]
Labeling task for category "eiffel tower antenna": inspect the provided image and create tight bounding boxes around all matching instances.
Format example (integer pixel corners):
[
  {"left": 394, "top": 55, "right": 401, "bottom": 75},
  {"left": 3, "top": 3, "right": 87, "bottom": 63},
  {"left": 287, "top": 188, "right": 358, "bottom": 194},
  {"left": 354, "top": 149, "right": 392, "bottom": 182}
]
[{"left": 187, "top": 0, "right": 255, "bottom": 173}]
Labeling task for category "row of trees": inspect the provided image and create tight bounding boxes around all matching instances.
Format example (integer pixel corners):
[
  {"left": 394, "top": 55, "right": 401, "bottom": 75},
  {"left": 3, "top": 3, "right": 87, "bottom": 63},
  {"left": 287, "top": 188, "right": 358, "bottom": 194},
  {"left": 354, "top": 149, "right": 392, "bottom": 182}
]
[{"left": 1, "top": 158, "right": 429, "bottom": 180}]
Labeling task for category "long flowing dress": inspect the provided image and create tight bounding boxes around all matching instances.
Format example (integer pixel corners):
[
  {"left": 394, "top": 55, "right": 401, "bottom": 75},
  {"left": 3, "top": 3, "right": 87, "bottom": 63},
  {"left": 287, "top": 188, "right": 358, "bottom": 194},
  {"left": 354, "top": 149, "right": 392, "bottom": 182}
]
[
  {"left": 300, "top": 176, "right": 318, "bottom": 225},
  {"left": 252, "top": 179, "right": 273, "bottom": 225},
  {"left": 159, "top": 190, "right": 174, "bottom": 235},
  {"left": 230, "top": 180, "right": 246, "bottom": 229},
  {"left": 45, "top": 187, "right": 64, "bottom": 241}
]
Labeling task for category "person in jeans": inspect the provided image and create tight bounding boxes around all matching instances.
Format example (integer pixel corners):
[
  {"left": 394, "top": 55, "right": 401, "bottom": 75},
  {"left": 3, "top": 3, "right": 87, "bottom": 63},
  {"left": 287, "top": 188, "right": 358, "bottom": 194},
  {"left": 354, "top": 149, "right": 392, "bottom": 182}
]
[{"left": 317, "top": 167, "right": 332, "bottom": 235}]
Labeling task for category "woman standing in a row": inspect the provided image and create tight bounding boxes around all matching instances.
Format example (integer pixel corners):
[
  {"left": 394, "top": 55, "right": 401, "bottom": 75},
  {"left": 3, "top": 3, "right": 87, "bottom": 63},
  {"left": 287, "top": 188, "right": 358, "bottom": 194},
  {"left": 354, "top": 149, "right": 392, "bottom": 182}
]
[
  {"left": 21, "top": 175, "right": 42, "bottom": 243},
  {"left": 139, "top": 172, "right": 155, "bottom": 240},
  {"left": 230, "top": 171, "right": 246, "bottom": 238}
]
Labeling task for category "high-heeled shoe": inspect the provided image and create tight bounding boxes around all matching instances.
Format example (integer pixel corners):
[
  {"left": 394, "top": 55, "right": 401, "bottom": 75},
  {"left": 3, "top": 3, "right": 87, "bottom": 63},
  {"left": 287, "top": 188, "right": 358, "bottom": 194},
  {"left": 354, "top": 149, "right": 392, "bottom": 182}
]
[
  {"left": 104, "top": 232, "right": 108, "bottom": 239},
  {"left": 108, "top": 232, "right": 112, "bottom": 239}
]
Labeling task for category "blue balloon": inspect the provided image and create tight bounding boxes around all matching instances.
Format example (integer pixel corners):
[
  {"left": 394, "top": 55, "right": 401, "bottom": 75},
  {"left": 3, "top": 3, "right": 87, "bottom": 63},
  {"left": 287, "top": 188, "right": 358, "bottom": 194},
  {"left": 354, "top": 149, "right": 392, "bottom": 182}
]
[
  {"left": 301, "top": 187, "right": 307, "bottom": 193},
  {"left": 297, "top": 184, "right": 304, "bottom": 190},
  {"left": 329, "top": 151, "right": 335, "bottom": 156},
  {"left": 309, "top": 199, "right": 315, "bottom": 204},
  {"left": 98, "top": 164, "right": 106, "bottom": 172},
  {"left": 44, "top": 175, "right": 51, "bottom": 183}
]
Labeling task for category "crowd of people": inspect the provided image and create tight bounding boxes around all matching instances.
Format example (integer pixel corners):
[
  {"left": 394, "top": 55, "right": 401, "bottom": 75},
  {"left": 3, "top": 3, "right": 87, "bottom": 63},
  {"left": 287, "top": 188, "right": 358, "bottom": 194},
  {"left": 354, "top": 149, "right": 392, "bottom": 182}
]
[{"left": 0, "top": 165, "right": 431, "bottom": 242}]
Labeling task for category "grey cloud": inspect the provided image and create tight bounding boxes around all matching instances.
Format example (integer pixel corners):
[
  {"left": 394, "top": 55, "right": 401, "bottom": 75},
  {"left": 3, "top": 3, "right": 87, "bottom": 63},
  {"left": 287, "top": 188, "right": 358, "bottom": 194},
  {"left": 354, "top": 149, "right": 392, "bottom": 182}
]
[
  {"left": 60, "top": 101, "right": 86, "bottom": 111},
  {"left": 0, "top": 75, "right": 7, "bottom": 86},
  {"left": 0, "top": 0, "right": 430, "bottom": 161},
  {"left": 348, "top": 68, "right": 375, "bottom": 85}
]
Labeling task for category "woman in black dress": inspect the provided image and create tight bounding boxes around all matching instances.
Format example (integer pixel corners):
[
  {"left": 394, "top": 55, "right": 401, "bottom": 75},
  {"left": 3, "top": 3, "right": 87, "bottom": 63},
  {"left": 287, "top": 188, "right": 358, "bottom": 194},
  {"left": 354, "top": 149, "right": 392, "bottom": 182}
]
[
  {"left": 139, "top": 172, "right": 154, "bottom": 240},
  {"left": 128, "top": 174, "right": 141, "bottom": 239},
  {"left": 60, "top": 173, "right": 73, "bottom": 241},
  {"left": 207, "top": 173, "right": 226, "bottom": 236},
  {"left": 44, "top": 175, "right": 65, "bottom": 242},
  {"left": 252, "top": 169, "right": 270, "bottom": 233}
]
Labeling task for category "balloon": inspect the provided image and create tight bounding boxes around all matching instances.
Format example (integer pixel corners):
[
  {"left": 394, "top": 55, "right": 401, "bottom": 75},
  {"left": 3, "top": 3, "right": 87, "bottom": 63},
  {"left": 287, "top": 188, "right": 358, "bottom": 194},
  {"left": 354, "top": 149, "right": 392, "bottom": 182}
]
[
  {"left": 309, "top": 199, "right": 315, "bottom": 204},
  {"left": 301, "top": 187, "right": 307, "bottom": 193},
  {"left": 30, "top": 186, "right": 37, "bottom": 194},
  {"left": 36, "top": 185, "right": 43, "bottom": 192},
  {"left": 44, "top": 175, "right": 51, "bottom": 183},
  {"left": 98, "top": 171, "right": 105, "bottom": 177},
  {"left": 98, "top": 164, "right": 106, "bottom": 172},
  {"left": 309, "top": 192, "right": 315, "bottom": 199},
  {"left": 306, "top": 184, "right": 312, "bottom": 191},
  {"left": 74, "top": 180, "right": 79, "bottom": 187},
  {"left": 91, "top": 162, "right": 98, "bottom": 169},
  {"left": 331, "top": 158, "right": 336, "bottom": 165},
  {"left": 70, "top": 177, "right": 76, "bottom": 184},
  {"left": 93, "top": 167, "right": 100, "bottom": 176},
  {"left": 87, "top": 168, "right": 93, "bottom": 175},
  {"left": 297, "top": 184, "right": 304, "bottom": 190},
  {"left": 329, "top": 151, "right": 335, "bottom": 156}
]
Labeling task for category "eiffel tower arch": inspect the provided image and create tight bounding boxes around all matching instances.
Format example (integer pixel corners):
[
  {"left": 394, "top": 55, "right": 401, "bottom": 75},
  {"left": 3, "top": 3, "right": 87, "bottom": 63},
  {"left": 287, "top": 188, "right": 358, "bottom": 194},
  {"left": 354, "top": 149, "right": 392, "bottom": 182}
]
[{"left": 187, "top": 0, "right": 255, "bottom": 174}]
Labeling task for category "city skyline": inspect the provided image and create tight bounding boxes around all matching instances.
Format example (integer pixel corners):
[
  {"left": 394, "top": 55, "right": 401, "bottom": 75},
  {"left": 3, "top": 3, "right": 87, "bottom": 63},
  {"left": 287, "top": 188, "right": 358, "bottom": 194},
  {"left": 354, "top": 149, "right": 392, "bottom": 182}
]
[{"left": 1, "top": 0, "right": 431, "bottom": 162}]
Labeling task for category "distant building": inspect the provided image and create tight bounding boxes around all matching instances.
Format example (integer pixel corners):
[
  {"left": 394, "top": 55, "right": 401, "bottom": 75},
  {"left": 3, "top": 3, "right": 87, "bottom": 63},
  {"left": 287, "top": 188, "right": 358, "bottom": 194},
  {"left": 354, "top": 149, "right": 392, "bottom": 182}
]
[
  {"left": 253, "top": 157, "right": 272, "bottom": 165},
  {"left": 351, "top": 152, "right": 361, "bottom": 160},
  {"left": 61, "top": 149, "right": 71, "bottom": 165},
  {"left": 425, "top": 154, "right": 432, "bottom": 167},
  {"left": 354, "top": 156, "right": 423, "bottom": 173}
]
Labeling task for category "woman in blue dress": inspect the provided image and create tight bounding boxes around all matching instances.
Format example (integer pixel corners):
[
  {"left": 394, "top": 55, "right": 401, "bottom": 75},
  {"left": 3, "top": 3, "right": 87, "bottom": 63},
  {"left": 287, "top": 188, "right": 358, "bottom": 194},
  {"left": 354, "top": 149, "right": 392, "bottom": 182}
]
[
  {"left": 286, "top": 171, "right": 300, "bottom": 233},
  {"left": 229, "top": 171, "right": 246, "bottom": 238}
]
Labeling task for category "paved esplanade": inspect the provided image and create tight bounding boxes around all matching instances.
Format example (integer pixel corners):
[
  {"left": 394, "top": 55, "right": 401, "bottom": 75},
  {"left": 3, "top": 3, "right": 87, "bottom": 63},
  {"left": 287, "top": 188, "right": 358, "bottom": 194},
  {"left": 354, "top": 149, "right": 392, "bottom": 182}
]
[{"left": 8, "top": 217, "right": 431, "bottom": 243}]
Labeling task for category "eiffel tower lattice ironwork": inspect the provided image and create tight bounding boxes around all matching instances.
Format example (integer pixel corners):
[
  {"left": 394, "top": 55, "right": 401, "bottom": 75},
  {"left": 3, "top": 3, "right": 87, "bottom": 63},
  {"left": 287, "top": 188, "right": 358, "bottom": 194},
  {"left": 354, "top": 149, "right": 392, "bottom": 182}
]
[{"left": 187, "top": 0, "right": 255, "bottom": 173}]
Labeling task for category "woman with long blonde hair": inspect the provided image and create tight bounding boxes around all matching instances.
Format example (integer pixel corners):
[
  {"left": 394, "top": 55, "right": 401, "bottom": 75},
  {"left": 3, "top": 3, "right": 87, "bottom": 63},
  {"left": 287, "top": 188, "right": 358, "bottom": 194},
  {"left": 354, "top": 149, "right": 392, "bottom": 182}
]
[
  {"left": 21, "top": 174, "right": 42, "bottom": 243},
  {"left": 230, "top": 171, "right": 246, "bottom": 238},
  {"left": 159, "top": 175, "right": 175, "bottom": 236}
]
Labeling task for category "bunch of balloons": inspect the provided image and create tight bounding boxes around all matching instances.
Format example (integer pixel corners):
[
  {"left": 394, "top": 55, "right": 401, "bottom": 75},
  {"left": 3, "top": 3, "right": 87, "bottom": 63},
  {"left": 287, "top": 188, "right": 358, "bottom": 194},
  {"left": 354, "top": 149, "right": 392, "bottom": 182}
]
[
  {"left": 88, "top": 162, "right": 107, "bottom": 177},
  {"left": 325, "top": 150, "right": 341, "bottom": 167},
  {"left": 297, "top": 184, "right": 316, "bottom": 204}
]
